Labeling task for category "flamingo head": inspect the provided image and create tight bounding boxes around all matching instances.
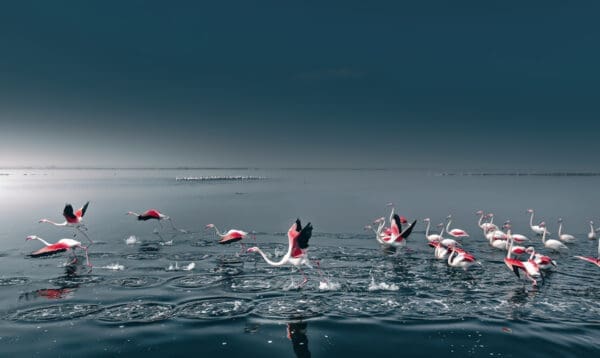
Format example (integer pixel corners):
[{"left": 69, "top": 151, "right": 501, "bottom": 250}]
[
  {"left": 527, "top": 209, "right": 534, "bottom": 213},
  {"left": 38, "top": 219, "right": 49, "bottom": 223},
  {"left": 126, "top": 211, "right": 137, "bottom": 216},
  {"left": 246, "top": 247, "right": 259, "bottom": 253},
  {"left": 205, "top": 224, "right": 215, "bottom": 229},
  {"left": 475, "top": 210, "right": 483, "bottom": 215},
  {"left": 386, "top": 202, "right": 394, "bottom": 207},
  {"left": 558, "top": 218, "right": 563, "bottom": 223},
  {"left": 400, "top": 216, "right": 408, "bottom": 224},
  {"left": 26, "top": 235, "right": 39, "bottom": 241},
  {"left": 503, "top": 222, "right": 512, "bottom": 230},
  {"left": 525, "top": 246, "right": 535, "bottom": 254},
  {"left": 486, "top": 213, "right": 494, "bottom": 218},
  {"left": 364, "top": 225, "right": 372, "bottom": 230},
  {"left": 437, "top": 223, "right": 444, "bottom": 228},
  {"left": 423, "top": 218, "right": 430, "bottom": 222},
  {"left": 373, "top": 217, "right": 385, "bottom": 224},
  {"left": 539, "top": 222, "right": 546, "bottom": 228}
]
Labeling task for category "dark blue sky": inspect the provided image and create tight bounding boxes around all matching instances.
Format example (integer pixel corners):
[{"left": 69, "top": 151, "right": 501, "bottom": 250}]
[{"left": 1, "top": 1, "right": 599, "bottom": 169}]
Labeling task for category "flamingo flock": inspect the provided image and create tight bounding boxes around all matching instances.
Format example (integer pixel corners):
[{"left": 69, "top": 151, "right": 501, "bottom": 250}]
[{"left": 25, "top": 201, "right": 600, "bottom": 288}]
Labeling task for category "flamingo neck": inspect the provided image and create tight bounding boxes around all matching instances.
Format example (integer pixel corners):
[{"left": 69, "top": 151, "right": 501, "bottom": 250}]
[
  {"left": 252, "top": 247, "right": 290, "bottom": 266},
  {"left": 529, "top": 211, "right": 534, "bottom": 227},
  {"left": 210, "top": 225, "right": 224, "bottom": 237},
  {"left": 388, "top": 207, "right": 395, "bottom": 227},
  {"left": 542, "top": 228, "right": 547, "bottom": 243},
  {"left": 506, "top": 232, "right": 513, "bottom": 258},
  {"left": 445, "top": 218, "right": 452, "bottom": 232},
  {"left": 40, "top": 219, "right": 67, "bottom": 227},
  {"left": 558, "top": 222, "right": 563, "bottom": 236},
  {"left": 424, "top": 221, "right": 431, "bottom": 236},
  {"left": 597, "top": 239, "right": 600, "bottom": 259},
  {"left": 477, "top": 213, "right": 484, "bottom": 228},
  {"left": 31, "top": 236, "right": 52, "bottom": 246}
]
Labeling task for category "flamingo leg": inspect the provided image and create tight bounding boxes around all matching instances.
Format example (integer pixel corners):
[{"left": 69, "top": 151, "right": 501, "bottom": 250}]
[
  {"left": 69, "top": 249, "right": 78, "bottom": 265},
  {"left": 76, "top": 227, "right": 93, "bottom": 246},
  {"left": 167, "top": 218, "right": 187, "bottom": 233},
  {"left": 81, "top": 246, "right": 92, "bottom": 268},
  {"left": 298, "top": 266, "right": 309, "bottom": 287},
  {"left": 312, "top": 259, "right": 328, "bottom": 284}
]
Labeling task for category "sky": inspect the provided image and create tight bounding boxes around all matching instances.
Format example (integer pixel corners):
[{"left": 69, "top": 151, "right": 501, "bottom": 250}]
[{"left": 1, "top": 1, "right": 599, "bottom": 170}]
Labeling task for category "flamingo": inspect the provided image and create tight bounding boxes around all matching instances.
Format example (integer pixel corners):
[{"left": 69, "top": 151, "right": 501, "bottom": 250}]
[
  {"left": 26, "top": 235, "right": 91, "bottom": 267},
  {"left": 380, "top": 214, "right": 416, "bottom": 249},
  {"left": 526, "top": 246, "right": 557, "bottom": 270},
  {"left": 574, "top": 239, "right": 600, "bottom": 267},
  {"left": 127, "top": 209, "right": 186, "bottom": 233},
  {"left": 540, "top": 222, "right": 568, "bottom": 252},
  {"left": 588, "top": 221, "right": 599, "bottom": 240},
  {"left": 557, "top": 218, "right": 576, "bottom": 243},
  {"left": 445, "top": 215, "right": 469, "bottom": 238},
  {"left": 446, "top": 243, "right": 477, "bottom": 270},
  {"left": 503, "top": 226, "right": 541, "bottom": 286},
  {"left": 476, "top": 211, "right": 497, "bottom": 232},
  {"left": 527, "top": 209, "right": 547, "bottom": 235},
  {"left": 205, "top": 223, "right": 249, "bottom": 245},
  {"left": 365, "top": 217, "right": 387, "bottom": 245},
  {"left": 502, "top": 220, "right": 528, "bottom": 243},
  {"left": 247, "top": 219, "right": 314, "bottom": 286},
  {"left": 423, "top": 218, "right": 443, "bottom": 242},
  {"left": 39, "top": 202, "right": 92, "bottom": 245}
]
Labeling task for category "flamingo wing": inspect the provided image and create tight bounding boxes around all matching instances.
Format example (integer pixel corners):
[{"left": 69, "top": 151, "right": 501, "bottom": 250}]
[
  {"left": 504, "top": 258, "right": 524, "bottom": 278},
  {"left": 296, "top": 222, "right": 313, "bottom": 249},
  {"left": 400, "top": 220, "right": 417, "bottom": 239},
  {"left": 63, "top": 204, "right": 76, "bottom": 221},
  {"left": 391, "top": 214, "right": 402, "bottom": 235},
  {"left": 75, "top": 201, "right": 90, "bottom": 218},
  {"left": 29, "top": 243, "right": 70, "bottom": 257}
]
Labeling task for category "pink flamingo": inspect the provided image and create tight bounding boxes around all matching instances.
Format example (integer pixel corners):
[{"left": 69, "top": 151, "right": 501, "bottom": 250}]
[
  {"left": 527, "top": 209, "right": 547, "bottom": 235},
  {"left": 575, "top": 239, "right": 600, "bottom": 267},
  {"left": 445, "top": 215, "right": 469, "bottom": 238},
  {"left": 380, "top": 214, "right": 416, "bottom": 249},
  {"left": 26, "top": 235, "right": 91, "bottom": 267},
  {"left": 526, "top": 246, "right": 557, "bottom": 270},
  {"left": 247, "top": 219, "right": 314, "bottom": 286},
  {"left": 423, "top": 218, "right": 443, "bottom": 242},
  {"left": 446, "top": 243, "right": 477, "bottom": 270},
  {"left": 205, "top": 223, "right": 249, "bottom": 245},
  {"left": 503, "top": 225, "right": 541, "bottom": 286},
  {"left": 39, "top": 202, "right": 92, "bottom": 245},
  {"left": 127, "top": 209, "right": 186, "bottom": 233}
]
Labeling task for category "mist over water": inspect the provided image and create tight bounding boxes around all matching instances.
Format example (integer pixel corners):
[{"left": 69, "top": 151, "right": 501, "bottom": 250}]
[{"left": 0, "top": 169, "right": 599, "bottom": 357}]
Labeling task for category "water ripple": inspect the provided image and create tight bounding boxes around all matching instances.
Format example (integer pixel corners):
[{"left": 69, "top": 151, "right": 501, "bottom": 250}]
[
  {"left": 9, "top": 303, "right": 102, "bottom": 322},
  {"left": 0, "top": 277, "right": 30, "bottom": 286},
  {"left": 168, "top": 274, "right": 224, "bottom": 288},
  {"left": 176, "top": 297, "right": 254, "bottom": 320},
  {"left": 96, "top": 302, "right": 174, "bottom": 323},
  {"left": 108, "top": 276, "right": 164, "bottom": 288},
  {"left": 328, "top": 295, "right": 401, "bottom": 317},
  {"left": 253, "top": 296, "right": 326, "bottom": 319}
]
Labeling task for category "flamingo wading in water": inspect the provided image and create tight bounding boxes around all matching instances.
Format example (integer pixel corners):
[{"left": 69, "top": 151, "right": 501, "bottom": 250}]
[
  {"left": 445, "top": 215, "right": 469, "bottom": 238},
  {"left": 26, "top": 235, "right": 92, "bottom": 267},
  {"left": 247, "top": 219, "right": 314, "bottom": 287},
  {"left": 39, "top": 202, "right": 93, "bottom": 245},
  {"left": 527, "top": 209, "right": 547, "bottom": 235}
]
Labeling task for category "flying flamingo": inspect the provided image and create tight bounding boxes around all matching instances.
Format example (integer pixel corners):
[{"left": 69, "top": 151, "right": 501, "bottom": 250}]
[
  {"left": 503, "top": 226, "right": 541, "bottom": 286},
  {"left": 557, "top": 218, "right": 576, "bottom": 243},
  {"left": 540, "top": 222, "right": 568, "bottom": 252},
  {"left": 205, "top": 224, "right": 250, "bottom": 251},
  {"left": 39, "top": 202, "right": 92, "bottom": 245},
  {"left": 445, "top": 215, "right": 469, "bottom": 238},
  {"left": 527, "top": 209, "right": 547, "bottom": 235},
  {"left": 26, "top": 235, "right": 91, "bottom": 267},
  {"left": 574, "top": 239, "right": 600, "bottom": 267},
  {"left": 247, "top": 219, "right": 314, "bottom": 286},
  {"left": 127, "top": 209, "right": 187, "bottom": 233}
]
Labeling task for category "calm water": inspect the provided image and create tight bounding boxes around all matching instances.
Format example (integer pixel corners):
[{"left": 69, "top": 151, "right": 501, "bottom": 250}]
[{"left": 1, "top": 169, "right": 599, "bottom": 357}]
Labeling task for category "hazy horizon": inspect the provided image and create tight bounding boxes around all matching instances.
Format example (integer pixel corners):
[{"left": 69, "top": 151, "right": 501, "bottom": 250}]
[{"left": 2, "top": 1, "right": 599, "bottom": 170}]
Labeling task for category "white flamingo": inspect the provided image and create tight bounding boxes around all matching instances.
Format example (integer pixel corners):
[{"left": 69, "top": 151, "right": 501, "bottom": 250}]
[
  {"left": 445, "top": 215, "right": 469, "bottom": 238},
  {"left": 557, "top": 218, "right": 576, "bottom": 243},
  {"left": 588, "top": 221, "right": 599, "bottom": 240},
  {"left": 540, "top": 222, "right": 568, "bottom": 252},
  {"left": 527, "top": 209, "right": 547, "bottom": 235}
]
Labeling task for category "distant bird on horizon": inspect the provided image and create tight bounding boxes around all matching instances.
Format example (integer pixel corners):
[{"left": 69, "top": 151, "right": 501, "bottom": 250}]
[
  {"left": 127, "top": 209, "right": 187, "bottom": 233},
  {"left": 26, "top": 235, "right": 91, "bottom": 267},
  {"left": 247, "top": 218, "right": 314, "bottom": 287},
  {"left": 39, "top": 202, "right": 93, "bottom": 245}
]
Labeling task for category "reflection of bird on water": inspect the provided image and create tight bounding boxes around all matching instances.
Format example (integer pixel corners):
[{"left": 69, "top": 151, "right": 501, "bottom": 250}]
[{"left": 287, "top": 321, "right": 311, "bottom": 358}]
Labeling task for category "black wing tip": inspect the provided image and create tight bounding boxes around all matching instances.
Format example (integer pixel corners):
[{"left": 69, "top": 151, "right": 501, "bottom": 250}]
[{"left": 295, "top": 218, "right": 302, "bottom": 231}]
